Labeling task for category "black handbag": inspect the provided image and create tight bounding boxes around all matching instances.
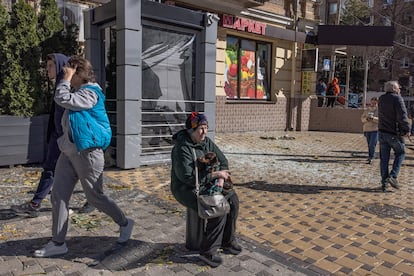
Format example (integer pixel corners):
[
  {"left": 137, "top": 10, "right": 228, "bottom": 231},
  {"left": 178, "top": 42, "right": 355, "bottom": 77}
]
[{"left": 192, "top": 148, "right": 230, "bottom": 219}]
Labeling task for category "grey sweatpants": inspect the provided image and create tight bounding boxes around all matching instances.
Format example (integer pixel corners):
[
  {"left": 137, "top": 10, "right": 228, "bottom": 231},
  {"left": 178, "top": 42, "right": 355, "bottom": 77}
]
[{"left": 51, "top": 147, "right": 126, "bottom": 243}]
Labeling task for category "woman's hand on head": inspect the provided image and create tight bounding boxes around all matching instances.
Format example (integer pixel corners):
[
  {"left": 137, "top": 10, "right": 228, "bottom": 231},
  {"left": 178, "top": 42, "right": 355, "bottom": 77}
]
[{"left": 63, "top": 65, "right": 76, "bottom": 81}]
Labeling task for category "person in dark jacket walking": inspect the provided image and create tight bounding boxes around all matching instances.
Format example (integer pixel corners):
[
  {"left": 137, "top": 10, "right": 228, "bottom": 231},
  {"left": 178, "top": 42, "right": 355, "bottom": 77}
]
[
  {"left": 378, "top": 80, "right": 410, "bottom": 191},
  {"left": 170, "top": 112, "right": 241, "bottom": 268},
  {"left": 409, "top": 104, "right": 414, "bottom": 135},
  {"left": 11, "top": 53, "right": 94, "bottom": 217}
]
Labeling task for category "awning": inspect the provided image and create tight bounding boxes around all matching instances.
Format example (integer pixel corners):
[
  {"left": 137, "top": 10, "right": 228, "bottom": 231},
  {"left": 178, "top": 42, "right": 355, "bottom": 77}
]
[{"left": 316, "top": 25, "right": 395, "bottom": 47}]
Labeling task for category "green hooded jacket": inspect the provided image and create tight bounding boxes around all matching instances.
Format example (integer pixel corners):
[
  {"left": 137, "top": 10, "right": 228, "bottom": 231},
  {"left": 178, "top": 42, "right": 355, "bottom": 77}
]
[{"left": 170, "top": 129, "right": 229, "bottom": 211}]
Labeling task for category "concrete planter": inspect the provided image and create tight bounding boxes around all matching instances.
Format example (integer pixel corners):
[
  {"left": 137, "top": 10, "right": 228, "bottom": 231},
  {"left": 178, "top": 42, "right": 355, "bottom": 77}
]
[
  {"left": 308, "top": 99, "right": 364, "bottom": 133},
  {"left": 0, "top": 115, "right": 49, "bottom": 166}
]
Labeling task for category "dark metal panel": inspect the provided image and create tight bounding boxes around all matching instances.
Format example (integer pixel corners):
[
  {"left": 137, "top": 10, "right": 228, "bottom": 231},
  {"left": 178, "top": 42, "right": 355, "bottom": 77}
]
[
  {"left": 142, "top": 0, "right": 205, "bottom": 29},
  {"left": 265, "top": 26, "right": 307, "bottom": 43},
  {"left": 317, "top": 25, "right": 395, "bottom": 46},
  {"left": 175, "top": 0, "right": 268, "bottom": 15},
  {"left": 0, "top": 115, "right": 48, "bottom": 166},
  {"left": 92, "top": 0, "right": 115, "bottom": 24}
]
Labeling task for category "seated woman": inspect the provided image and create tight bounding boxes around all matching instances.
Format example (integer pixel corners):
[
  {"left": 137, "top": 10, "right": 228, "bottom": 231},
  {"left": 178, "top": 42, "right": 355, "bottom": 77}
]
[{"left": 170, "top": 112, "right": 241, "bottom": 267}]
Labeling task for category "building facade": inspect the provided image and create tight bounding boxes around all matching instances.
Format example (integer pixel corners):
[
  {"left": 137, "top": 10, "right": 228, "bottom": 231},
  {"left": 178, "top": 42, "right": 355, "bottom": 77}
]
[
  {"left": 368, "top": 0, "right": 414, "bottom": 97},
  {"left": 83, "top": 0, "right": 321, "bottom": 168}
]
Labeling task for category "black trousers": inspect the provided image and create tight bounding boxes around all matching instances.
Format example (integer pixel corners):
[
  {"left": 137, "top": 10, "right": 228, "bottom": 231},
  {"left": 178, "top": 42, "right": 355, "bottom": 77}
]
[
  {"left": 327, "top": 96, "right": 335, "bottom": 107},
  {"left": 200, "top": 191, "right": 239, "bottom": 255}
]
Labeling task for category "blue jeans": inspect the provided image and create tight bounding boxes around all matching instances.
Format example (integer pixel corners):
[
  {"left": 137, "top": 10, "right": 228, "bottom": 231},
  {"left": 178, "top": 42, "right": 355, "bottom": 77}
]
[
  {"left": 379, "top": 132, "right": 405, "bottom": 185},
  {"left": 364, "top": 131, "right": 378, "bottom": 160},
  {"left": 31, "top": 131, "right": 61, "bottom": 206}
]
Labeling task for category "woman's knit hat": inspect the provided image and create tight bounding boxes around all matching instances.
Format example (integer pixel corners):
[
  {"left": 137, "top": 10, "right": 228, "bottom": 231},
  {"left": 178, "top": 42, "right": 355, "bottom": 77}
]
[{"left": 185, "top": 112, "right": 208, "bottom": 130}]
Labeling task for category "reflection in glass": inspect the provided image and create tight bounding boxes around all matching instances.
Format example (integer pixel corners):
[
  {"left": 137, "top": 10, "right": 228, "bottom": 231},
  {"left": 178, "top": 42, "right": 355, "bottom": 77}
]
[
  {"left": 103, "top": 26, "right": 117, "bottom": 147},
  {"left": 141, "top": 25, "right": 197, "bottom": 155}
]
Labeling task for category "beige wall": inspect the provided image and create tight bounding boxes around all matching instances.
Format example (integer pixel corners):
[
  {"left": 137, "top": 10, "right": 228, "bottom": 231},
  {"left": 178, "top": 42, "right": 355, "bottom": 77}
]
[
  {"left": 215, "top": 95, "right": 288, "bottom": 132},
  {"left": 216, "top": 96, "right": 364, "bottom": 133},
  {"left": 308, "top": 99, "right": 364, "bottom": 133}
]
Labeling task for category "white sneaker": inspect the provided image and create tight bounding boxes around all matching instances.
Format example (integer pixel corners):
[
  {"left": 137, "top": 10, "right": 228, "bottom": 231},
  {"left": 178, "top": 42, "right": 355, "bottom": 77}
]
[
  {"left": 34, "top": 241, "right": 68, "bottom": 258},
  {"left": 118, "top": 218, "right": 134, "bottom": 243}
]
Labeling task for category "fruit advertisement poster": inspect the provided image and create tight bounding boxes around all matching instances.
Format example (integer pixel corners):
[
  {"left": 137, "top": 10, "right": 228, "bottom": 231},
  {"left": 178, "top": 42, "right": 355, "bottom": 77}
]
[
  {"left": 225, "top": 49, "right": 238, "bottom": 98},
  {"left": 224, "top": 37, "right": 268, "bottom": 100},
  {"left": 239, "top": 50, "right": 256, "bottom": 98}
]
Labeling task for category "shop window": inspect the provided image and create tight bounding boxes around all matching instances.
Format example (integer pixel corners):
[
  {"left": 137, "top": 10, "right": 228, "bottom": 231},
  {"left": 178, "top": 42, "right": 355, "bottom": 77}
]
[
  {"left": 224, "top": 36, "right": 271, "bottom": 100},
  {"left": 401, "top": 57, "right": 409, "bottom": 68},
  {"left": 141, "top": 24, "right": 197, "bottom": 153},
  {"left": 402, "top": 33, "right": 411, "bottom": 46},
  {"left": 381, "top": 16, "right": 391, "bottom": 26},
  {"left": 328, "top": 2, "right": 337, "bottom": 15},
  {"left": 403, "top": 13, "right": 412, "bottom": 24},
  {"left": 380, "top": 57, "right": 389, "bottom": 69}
]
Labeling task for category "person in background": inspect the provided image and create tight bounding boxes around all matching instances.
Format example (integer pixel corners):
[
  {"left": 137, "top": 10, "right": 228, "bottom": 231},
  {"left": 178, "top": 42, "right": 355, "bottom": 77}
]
[
  {"left": 326, "top": 77, "right": 340, "bottom": 108},
  {"left": 361, "top": 97, "right": 379, "bottom": 164},
  {"left": 11, "top": 53, "right": 94, "bottom": 217},
  {"left": 409, "top": 104, "right": 414, "bottom": 135},
  {"left": 316, "top": 78, "right": 326, "bottom": 107},
  {"left": 170, "top": 112, "right": 241, "bottom": 268},
  {"left": 34, "top": 56, "right": 134, "bottom": 258},
  {"left": 378, "top": 80, "right": 410, "bottom": 192}
]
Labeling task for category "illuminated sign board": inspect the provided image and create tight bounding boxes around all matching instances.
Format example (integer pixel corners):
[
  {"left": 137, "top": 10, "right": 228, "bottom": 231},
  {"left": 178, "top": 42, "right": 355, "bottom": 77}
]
[{"left": 221, "top": 14, "right": 267, "bottom": 35}]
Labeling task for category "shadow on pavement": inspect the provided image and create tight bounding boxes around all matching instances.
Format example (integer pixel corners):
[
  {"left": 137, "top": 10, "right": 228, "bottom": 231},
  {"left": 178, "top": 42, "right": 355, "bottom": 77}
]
[
  {"left": 237, "top": 181, "right": 383, "bottom": 194},
  {"left": 226, "top": 151, "right": 367, "bottom": 163},
  {"left": 0, "top": 207, "right": 52, "bottom": 221},
  {"left": 0, "top": 236, "right": 201, "bottom": 271},
  {"left": 0, "top": 209, "right": 18, "bottom": 220}
]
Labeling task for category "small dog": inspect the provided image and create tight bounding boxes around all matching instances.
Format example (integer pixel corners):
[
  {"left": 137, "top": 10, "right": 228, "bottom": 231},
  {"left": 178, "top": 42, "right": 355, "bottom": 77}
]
[{"left": 197, "top": 152, "right": 233, "bottom": 195}]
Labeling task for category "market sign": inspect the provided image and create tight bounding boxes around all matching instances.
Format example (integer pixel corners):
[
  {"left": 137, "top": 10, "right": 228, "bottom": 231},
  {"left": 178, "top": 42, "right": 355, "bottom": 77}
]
[{"left": 221, "top": 14, "right": 267, "bottom": 35}]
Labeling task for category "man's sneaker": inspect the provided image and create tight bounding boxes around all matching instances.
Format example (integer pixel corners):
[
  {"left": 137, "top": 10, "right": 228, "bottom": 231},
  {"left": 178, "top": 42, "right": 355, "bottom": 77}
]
[
  {"left": 78, "top": 202, "right": 95, "bottom": 214},
  {"left": 34, "top": 241, "right": 68, "bottom": 258},
  {"left": 222, "top": 241, "right": 242, "bottom": 255},
  {"left": 118, "top": 218, "right": 134, "bottom": 243},
  {"left": 11, "top": 202, "right": 40, "bottom": 217},
  {"left": 199, "top": 253, "right": 223, "bottom": 267},
  {"left": 388, "top": 177, "right": 400, "bottom": 189}
]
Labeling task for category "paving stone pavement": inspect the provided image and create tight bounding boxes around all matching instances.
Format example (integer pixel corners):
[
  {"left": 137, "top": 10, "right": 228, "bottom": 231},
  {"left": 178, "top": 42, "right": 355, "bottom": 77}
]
[{"left": 1, "top": 131, "right": 414, "bottom": 275}]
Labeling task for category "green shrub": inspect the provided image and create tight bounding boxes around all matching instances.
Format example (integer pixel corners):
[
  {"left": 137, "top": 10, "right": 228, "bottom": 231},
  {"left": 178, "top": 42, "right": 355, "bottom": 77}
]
[{"left": 0, "top": 0, "right": 80, "bottom": 117}]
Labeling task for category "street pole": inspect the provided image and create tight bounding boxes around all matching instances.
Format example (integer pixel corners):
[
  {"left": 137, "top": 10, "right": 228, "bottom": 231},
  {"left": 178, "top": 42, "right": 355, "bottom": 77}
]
[
  {"left": 329, "top": 0, "right": 342, "bottom": 82},
  {"left": 287, "top": 0, "right": 299, "bottom": 131},
  {"left": 345, "top": 56, "right": 350, "bottom": 108},
  {"left": 363, "top": 47, "right": 369, "bottom": 108}
]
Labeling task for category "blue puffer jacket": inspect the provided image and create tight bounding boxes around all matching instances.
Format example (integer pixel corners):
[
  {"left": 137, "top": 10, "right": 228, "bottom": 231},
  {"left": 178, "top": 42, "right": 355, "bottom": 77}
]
[{"left": 69, "top": 85, "right": 112, "bottom": 151}]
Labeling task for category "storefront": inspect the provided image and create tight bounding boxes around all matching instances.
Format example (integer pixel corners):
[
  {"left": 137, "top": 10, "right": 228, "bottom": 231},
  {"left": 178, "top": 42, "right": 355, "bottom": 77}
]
[
  {"left": 85, "top": 0, "right": 312, "bottom": 168},
  {"left": 84, "top": 0, "right": 218, "bottom": 168},
  {"left": 214, "top": 13, "right": 311, "bottom": 133}
]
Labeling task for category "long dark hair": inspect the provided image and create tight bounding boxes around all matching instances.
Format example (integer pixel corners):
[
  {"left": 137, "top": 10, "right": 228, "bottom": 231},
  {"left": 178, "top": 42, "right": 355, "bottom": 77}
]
[{"left": 68, "top": 56, "right": 96, "bottom": 83}]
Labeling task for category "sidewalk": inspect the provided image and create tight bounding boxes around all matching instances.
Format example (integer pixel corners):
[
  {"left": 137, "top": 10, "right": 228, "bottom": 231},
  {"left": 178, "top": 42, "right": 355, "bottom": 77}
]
[{"left": 1, "top": 131, "right": 413, "bottom": 275}]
